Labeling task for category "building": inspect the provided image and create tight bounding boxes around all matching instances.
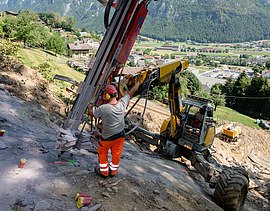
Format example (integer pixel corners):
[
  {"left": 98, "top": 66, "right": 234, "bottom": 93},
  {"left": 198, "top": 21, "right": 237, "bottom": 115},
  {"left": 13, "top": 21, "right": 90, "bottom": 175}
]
[
  {"left": 186, "top": 52, "right": 198, "bottom": 57},
  {"left": 122, "top": 67, "right": 144, "bottom": 75},
  {"left": 155, "top": 45, "right": 182, "bottom": 52},
  {"left": 68, "top": 43, "right": 94, "bottom": 59},
  {"left": 79, "top": 32, "right": 88, "bottom": 37}
]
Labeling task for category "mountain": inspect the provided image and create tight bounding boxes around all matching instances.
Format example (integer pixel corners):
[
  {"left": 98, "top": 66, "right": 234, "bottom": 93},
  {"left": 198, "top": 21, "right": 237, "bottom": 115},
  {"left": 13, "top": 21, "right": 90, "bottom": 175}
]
[{"left": 1, "top": 0, "right": 270, "bottom": 43}]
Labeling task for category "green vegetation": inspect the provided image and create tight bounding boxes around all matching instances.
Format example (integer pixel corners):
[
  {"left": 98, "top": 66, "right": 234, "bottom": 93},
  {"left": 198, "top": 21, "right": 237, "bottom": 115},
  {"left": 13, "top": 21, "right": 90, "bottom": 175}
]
[
  {"left": 2, "top": 0, "right": 270, "bottom": 43},
  {"left": 18, "top": 48, "right": 85, "bottom": 82},
  {"left": 38, "top": 12, "right": 76, "bottom": 32},
  {"left": 214, "top": 106, "right": 259, "bottom": 128},
  {"left": 210, "top": 83, "right": 225, "bottom": 111},
  {"left": 1, "top": 11, "right": 69, "bottom": 55},
  {"left": 220, "top": 73, "right": 270, "bottom": 119},
  {"left": 0, "top": 39, "right": 20, "bottom": 59}
]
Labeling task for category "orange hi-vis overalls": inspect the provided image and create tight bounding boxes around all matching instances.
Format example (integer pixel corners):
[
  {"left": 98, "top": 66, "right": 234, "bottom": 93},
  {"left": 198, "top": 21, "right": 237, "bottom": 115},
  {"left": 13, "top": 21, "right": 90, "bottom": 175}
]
[
  {"left": 98, "top": 137, "right": 124, "bottom": 177},
  {"left": 92, "top": 93, "right": 130, "bottom": 177}
]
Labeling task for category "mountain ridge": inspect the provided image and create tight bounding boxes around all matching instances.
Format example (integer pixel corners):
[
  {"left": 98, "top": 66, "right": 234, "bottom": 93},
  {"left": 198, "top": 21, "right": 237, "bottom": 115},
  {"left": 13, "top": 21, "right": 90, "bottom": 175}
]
[{"left": 1, "top": 0, "right": 270, "bottom": 43}]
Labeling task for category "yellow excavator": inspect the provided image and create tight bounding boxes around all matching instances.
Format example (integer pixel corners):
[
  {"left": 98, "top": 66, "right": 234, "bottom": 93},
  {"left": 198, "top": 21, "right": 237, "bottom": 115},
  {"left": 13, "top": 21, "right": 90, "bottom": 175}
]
[
  {"left": 55, "top": 0, "right": 249, "bottom": 210},
  {"left": 55, "top": 60, "right": 249, "bottom": 210},
  {"left": 120, "top": 60, "right": 249, "bottom": 211}
]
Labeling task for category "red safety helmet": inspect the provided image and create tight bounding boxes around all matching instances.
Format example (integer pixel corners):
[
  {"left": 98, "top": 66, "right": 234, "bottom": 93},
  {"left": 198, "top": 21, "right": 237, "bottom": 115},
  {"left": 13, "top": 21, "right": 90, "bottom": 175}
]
[{"left": 105, "top": 84, "right": 118, "bottom": 94}]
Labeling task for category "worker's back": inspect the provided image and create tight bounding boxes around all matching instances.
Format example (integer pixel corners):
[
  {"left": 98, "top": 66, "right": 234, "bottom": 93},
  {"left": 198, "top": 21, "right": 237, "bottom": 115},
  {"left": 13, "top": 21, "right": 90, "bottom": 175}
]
[{"left": 94, "top": 95, "right": 130, "bottom": 139}]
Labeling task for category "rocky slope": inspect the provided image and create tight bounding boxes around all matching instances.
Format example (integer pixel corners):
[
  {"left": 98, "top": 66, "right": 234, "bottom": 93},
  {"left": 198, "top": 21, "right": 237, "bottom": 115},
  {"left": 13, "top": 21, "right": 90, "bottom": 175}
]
[
  {"left": 0, "top": 57, "right": 224, "bottom": 211},
  {"left": 0, "top": 55, "right": 269, "bottom": 210}
]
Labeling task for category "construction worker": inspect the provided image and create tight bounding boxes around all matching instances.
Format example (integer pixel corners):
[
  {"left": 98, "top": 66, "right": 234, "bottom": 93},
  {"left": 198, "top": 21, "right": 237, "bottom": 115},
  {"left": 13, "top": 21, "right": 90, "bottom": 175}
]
[
  {"left": 88, "top": 77, "right": 142, "bottom": 178},
  {"left": 192, "top": 107, "right": 205, "bottom": 128}
]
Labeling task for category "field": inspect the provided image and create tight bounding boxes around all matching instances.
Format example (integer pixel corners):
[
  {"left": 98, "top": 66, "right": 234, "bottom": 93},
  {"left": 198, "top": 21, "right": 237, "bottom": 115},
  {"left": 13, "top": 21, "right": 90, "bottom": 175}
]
[
  {"left": 18, "top": 48, "right": 85, "bottom": 82},
  {"left": 214, "top": 106, "right": 259, "bottom": 128},
  {"left": 134, "top": 41, "right": 270, "bottom": 59}
]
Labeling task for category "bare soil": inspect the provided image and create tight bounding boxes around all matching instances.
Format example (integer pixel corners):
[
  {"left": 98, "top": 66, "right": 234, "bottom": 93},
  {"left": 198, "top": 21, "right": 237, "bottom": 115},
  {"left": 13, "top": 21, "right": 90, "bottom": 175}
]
[{"left": 0, "top": 58, "right": 269, "bottom": 211}]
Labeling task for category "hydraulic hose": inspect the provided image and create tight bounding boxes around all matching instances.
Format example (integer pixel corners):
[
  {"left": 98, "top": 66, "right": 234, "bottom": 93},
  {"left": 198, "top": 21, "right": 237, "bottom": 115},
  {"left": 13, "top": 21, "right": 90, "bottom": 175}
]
[
  {"left": 125, "top": 75, "right": 155, "bottom": 135},
  {"left": 104, "top": 0, "right": 114, "bottom": 29}
]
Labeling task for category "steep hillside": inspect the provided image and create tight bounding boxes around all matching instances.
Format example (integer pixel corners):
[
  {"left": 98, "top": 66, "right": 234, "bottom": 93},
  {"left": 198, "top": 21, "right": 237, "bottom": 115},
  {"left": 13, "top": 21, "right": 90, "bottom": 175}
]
[
  {"left": 1, "top": 55, "right": 269, "bottom": 211},
  {"left": 1, "top": 0, "right": 270, "bottom": 42}
]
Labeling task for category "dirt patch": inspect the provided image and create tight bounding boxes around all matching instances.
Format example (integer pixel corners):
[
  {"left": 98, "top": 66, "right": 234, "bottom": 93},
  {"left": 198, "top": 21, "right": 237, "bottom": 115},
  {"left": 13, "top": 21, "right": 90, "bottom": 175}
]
[{"left": 0, "top": 57, "right": 65, "bottom": 116}]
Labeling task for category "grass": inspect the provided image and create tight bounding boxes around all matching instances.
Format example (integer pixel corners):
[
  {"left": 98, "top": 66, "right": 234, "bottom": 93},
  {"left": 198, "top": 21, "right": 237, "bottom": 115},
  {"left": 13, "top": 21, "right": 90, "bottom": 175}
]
[
  {"left": 18, "top": 48, "right": 85, "bottom": 82},
  {"left": 232, "top": 50, "right": 270, "bottom": 57},
  {"left": 214, "top": 106, "right": 259, "bottom": 128}
]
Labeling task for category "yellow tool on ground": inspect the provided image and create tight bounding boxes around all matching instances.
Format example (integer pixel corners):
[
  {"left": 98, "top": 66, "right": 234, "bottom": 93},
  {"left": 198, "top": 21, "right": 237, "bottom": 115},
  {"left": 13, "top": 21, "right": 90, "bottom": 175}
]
[{"left": 220, "top": 123, "right": 241, "bottom": 142}]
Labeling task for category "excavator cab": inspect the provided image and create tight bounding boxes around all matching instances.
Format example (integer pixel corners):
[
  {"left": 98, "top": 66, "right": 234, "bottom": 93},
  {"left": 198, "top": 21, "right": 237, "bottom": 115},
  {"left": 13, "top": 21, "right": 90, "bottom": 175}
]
[
  {"left": 159, "top": 95, "right": 215, "bottom": 158},
  {"left": 178, "top": 96, "right": 216, "bottom": 152}
]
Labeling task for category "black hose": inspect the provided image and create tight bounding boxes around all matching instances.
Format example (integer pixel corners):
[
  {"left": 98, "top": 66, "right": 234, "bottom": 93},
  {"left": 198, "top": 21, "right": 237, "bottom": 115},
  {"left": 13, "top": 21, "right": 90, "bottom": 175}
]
[
  {"left": 104, "top": 0, "right": 114, "bottom": 29},
  {"left": 125, "top": 75, "right": 155, "bottom": 135}
]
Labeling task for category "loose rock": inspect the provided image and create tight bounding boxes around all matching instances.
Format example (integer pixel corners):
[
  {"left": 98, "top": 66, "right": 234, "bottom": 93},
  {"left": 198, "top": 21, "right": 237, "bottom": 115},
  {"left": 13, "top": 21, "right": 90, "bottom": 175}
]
[
  {"left": 34, "top": 201, "right": 50, "bottom": 211},
  {"left": 88, "top": 203, "right": 102, "bottom": 211},
  {"left": 153, "top": 189, "right": 160, "bottom": 195},
  {"left": 102, "top": 192, "right": 111, "bottom": 198},
  {"left": 131, "top": 189, "right": 140, "bottom": 196},
  {"left": 0, "top": 142, "right": 7, "bottom": 149}
]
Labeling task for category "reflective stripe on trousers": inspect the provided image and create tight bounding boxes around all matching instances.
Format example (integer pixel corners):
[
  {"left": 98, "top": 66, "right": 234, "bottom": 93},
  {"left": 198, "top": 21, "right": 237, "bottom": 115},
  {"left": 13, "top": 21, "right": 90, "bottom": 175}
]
[{"left": 97, "top": 137, "right": 124, "bottom": 177}]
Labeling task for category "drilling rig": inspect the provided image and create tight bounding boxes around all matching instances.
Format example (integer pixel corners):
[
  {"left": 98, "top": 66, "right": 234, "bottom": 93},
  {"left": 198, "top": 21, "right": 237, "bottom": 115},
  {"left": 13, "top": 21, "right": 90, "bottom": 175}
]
[{"left": 55, "top": 1, "right": 249, "bottom": 210}]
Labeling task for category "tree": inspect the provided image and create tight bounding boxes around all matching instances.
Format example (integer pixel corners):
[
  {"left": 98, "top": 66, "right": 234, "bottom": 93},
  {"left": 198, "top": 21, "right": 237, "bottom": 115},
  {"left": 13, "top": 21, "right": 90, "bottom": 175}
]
[
  {"left": 46, "top": 33, "right": 67, "bottom": 55},
  {"left": 0, "top": 39, "right": 19, "bottom": 60},
  {"left": 195, "top": 59, "right": 203, "bottom": 66},
  {"left": 252, "top": 65, "right": 263, "bottom": 75},
  {"left": 3, "top": 15, "right": 17, "bottom": 38},
  {"left": 16, "top": 11, "right": 40, "bottom": 45},
  {"left": 143, "top": 48, "right": 151, "bottom": 55},
  {"left": 182, "top": 71, "right": 202, "bottom": 95},
  {"left": 211, "top": 83, "right": 225, "bottom": 110},
  {"left": 162, "top": 53, "right": 170, "bottom": 59},
  {"left": 231, "top": 72, "right": 251, "bottom": 96},
  {"left": 62, "top": 17, "right": 76, "bottom": 31},
  {"left": 0, "top": 18, "right": 4, "bottom": 38},
  {"left": 128, "top": 60, "right": 136, "bottom": 67}
]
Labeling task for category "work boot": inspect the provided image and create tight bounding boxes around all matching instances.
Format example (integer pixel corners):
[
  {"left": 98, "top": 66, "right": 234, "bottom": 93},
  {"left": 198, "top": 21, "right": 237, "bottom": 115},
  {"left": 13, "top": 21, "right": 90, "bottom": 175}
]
[
  {"left": 94, "top": 166, "right": 108, "bottom": 178},
  {"left": 109, "top": 168, "right": 117, "bottom": 177}
]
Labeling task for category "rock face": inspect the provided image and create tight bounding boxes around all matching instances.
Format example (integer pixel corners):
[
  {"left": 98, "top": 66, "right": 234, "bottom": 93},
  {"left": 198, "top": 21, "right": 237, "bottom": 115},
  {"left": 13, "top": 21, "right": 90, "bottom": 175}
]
[{"left": 1, "top": 0, "right": 270, "bottom": 42}]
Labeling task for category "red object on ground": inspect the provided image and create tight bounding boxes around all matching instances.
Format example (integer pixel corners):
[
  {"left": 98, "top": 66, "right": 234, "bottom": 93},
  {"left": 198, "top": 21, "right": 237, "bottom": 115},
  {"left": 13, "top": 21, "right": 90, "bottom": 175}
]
[
  {"left": 77, "top": 196, "right": 93, "bottom": 208},
  {"left": 0, "top": 130, "right": 6, "bottom": 137},
  {"left": 75, "top": 193, "right": 92, "bottom": 201},
  {"left": 18, "top": 158, "right": 27, "bottom": 169}
]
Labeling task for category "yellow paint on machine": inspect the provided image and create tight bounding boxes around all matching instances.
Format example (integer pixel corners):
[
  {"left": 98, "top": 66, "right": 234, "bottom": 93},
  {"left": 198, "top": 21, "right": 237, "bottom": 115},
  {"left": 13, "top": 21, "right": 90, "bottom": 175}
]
[
  {"left": 160, "top": 119, "right": 170, "bottom": 134},
  {"left": 159, "top": 60, "right": 189, "bottom": 83},
  {"left": 204, "top": 127, "right": 215, "bottom": 147}
]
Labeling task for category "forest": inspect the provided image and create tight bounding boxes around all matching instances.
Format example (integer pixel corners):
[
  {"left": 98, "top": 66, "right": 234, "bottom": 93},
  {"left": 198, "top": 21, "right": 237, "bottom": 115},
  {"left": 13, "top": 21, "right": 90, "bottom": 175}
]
[{"left": 1, "top": 0, "right": 270, "bottom": 43}]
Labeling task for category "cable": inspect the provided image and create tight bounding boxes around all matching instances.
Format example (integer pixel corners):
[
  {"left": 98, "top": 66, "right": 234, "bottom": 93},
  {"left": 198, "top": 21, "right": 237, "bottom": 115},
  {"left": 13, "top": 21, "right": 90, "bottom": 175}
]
[
  {"left": 125, "top": 75, "right": 155, "bottom": 135},
  {"left": 104, "top": 0, "right": 114, "bottom": 29}
]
